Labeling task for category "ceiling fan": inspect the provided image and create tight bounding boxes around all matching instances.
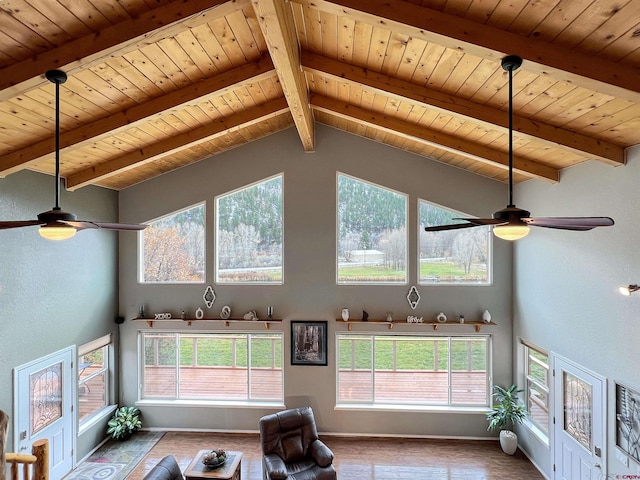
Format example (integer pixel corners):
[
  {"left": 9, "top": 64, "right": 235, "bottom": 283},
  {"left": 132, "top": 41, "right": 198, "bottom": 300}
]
[
  {"left": 424, "top": 55, "right": 614, "bottom": 241},
  {"left": 0, "top": 69, "right": 147, "bottom": 241}
]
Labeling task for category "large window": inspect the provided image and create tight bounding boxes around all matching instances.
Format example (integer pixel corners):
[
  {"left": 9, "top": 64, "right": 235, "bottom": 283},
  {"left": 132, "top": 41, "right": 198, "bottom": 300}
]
[
  {"left": 140, "top": 203, "right": 205, "bottom": 283},
  {"left": 523, "top": 341, "right": 550, "bottom": 437},
  {"left": 419, "top": 199, "right": 491, "bottom": 285},
  {"left": 337, "top": 334, "right": 490, "bottom": 408},
  {"left": 216, "top": 175, "right": 283, "bottom": 284},
  {"left": 337, "top": 174, "right": 407, "bottom": 284},
  {"left": 140, "top": 332, "right": 283, "bottom": 404},
  {"left": 78, "top": 334, "right": 112, "bottom": 425}
]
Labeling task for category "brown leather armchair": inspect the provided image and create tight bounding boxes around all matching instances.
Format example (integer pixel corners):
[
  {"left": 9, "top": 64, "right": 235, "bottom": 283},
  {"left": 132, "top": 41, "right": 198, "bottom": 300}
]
[
  {"left": 143, "top": 456, "right": 183, "bottom": 480},
  {"left": 259, "top": 407, "right": 337, "bottom": 480}
]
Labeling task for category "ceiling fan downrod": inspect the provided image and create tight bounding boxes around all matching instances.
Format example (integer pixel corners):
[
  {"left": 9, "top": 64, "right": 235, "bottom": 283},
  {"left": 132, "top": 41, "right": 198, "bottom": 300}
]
[
  {"left": 45, "top": 69, "right": 68, "bottom": 212},
  {"left": 500, "top": 55, "right": 522, "bottom": 209}
]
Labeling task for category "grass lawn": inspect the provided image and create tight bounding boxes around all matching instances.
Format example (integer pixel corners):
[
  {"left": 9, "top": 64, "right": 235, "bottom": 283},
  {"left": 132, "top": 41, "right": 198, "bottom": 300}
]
[
  {"left": 146, "top": 335, "right": 486, "bottom": 372},
  {"left": 338, "top": 336, "right": 487, "bottom": 371},
  {"left": 337, "top": 261, "right": 487, "bottom": 282}
]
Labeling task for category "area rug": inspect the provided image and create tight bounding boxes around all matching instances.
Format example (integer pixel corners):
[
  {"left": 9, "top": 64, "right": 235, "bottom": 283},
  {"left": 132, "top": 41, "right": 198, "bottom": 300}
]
[{"left": 64, "top": 431, "right": 165, "bottom": 480}]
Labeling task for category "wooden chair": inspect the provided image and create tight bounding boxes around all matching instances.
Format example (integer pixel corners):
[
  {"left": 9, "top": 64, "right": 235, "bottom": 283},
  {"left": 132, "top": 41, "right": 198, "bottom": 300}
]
[{"left": 1, "top": 410, "right": 48, "bottom": 480}]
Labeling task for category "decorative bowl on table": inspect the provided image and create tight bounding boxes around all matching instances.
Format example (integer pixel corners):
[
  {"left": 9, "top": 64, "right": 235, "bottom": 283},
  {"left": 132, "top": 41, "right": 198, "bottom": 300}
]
[{"left": 202, "top": 449, "right": 227, "bottom": 468}]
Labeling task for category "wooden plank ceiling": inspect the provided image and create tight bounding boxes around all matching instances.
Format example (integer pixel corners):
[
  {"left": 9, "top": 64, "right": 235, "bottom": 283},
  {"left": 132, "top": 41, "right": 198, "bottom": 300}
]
[{"left": 0, "top": 0, "right": 638, "bottom": 191}]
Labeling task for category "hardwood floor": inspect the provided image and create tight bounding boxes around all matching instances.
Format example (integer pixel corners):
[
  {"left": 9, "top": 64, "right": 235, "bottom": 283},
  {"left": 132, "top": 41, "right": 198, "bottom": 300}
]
[{"left": 127, "top": 431, "right": 544, "bottom": 480}]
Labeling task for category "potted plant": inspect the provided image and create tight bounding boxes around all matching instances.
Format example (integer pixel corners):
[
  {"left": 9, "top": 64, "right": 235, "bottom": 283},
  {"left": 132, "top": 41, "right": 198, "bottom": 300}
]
[
  {"left": 106, "top": 406, "right": 142, "bottom": 441},
  {"left": 486, "top": 384, "right": 528, "bottom": 455}
]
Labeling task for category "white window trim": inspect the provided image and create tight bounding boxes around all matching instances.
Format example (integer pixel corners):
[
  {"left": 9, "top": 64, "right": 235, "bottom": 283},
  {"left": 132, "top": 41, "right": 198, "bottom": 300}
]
[
  {"left": 336, "top": 172, "right": 409, "bottom": 286},
  {"left": 78, "top": 334, "right": 114, "bottom": 430},
  {"left": 336, "top": 333, "right": 492, "bottom": 410},
  {"left": 79, "top": 333, "right": 111, "bottom": 356},
  {"left": 214, "top": 174, "right": 284, "bottom": 285},
  {"left": 138, "top": 201, "right": 206, "bottom": 285},
  {"left": 334, "top": 404, "right": 490, "bottom": 414},
  {"left": 521, "top": 340, "right": 550, "bottom": 446},
  {"left": 138, "top": 331, "right": 285, "bottom": 405},
  {"left": 136, "top": 399, "right": 285, "bottom": 409}
]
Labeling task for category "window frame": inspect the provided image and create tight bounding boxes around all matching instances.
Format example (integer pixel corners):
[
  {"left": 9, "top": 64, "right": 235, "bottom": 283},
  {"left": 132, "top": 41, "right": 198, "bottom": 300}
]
[
  {"left": 137, "top": 330, "right": 285, "bottom": 407},
  {"left": 215, "top": 174, "right": 284, "bottom": 285},
  {"left": 336, "top": 332, "right": 492, "bottom": 412},
  {"left": 138, "top": 201, "right": 206, "bottom": 285},
  {"left": 336, "top": 172, "right": 408, "bottom": 285},
  {"left": 521, "top": 340, "right": 550, "bottom": 445},
  {"left": 418, "top": 197, "right": 492, "bottom": 286},
  {"left": 78, "top": 334, "right": 114, "bottom": 431}
]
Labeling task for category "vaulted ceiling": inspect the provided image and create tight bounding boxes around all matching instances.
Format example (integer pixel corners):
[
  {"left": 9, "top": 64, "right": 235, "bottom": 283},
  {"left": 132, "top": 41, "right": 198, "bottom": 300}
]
[{"left": 0, "top": 0, "right": 638, "bottom": 191}]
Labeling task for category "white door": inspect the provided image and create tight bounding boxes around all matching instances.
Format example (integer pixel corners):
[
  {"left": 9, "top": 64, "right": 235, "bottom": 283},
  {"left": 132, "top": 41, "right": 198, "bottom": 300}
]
[
  {"left": 552, "top": 354, "right": 606, "bottom": 479},
  {"left": 13, "top": 347, "right": 75, "bottom": 480}
]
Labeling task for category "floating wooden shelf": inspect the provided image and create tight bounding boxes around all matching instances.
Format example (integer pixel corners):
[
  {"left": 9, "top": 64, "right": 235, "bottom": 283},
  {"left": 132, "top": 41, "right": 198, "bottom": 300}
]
[
  {"left": 335, "top": 319, "right": 496, "bottom": 332},
  {"left": 132, "top": 317, "right": 281, "bottom": 329}
]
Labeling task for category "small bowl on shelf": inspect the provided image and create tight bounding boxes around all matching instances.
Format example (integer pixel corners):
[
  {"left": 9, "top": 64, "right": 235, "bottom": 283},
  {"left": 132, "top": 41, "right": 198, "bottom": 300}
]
[{"left": 202, "top": 449, "right": 227, "bottom": 468}]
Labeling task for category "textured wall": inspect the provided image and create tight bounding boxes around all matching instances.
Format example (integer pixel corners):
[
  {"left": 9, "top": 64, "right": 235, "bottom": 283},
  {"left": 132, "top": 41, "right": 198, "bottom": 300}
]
[
  {"left": 513, "top": 145, "right": 640, "bottom": 478},
  {"left": 0, "top": 170, "right": 119, "bottom": 459},
  {"left": 118, "top": 124, "right": 513, "bottom": 438}
]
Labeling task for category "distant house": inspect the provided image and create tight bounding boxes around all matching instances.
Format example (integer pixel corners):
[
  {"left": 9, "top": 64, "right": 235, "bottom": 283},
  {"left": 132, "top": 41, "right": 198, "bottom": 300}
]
[{"left": 349, "top": 249, "right": 385, "bottom": 264}]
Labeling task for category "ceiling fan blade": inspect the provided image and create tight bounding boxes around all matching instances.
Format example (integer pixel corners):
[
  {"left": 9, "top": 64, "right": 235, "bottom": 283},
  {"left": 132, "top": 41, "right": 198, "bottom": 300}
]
[
  {"left": 0, "top": 220, "right": 43, "bottom": 230},
  {"left": 425, "top": 218, "right": 505, "bottom": 232},
  {"left": 425, "top": 223, "right": 477, "bottom": 232},
  {"left": 65, "top": 221, "right": 148, "bottom": 231},
  {"left": 464, "top": 218, "right": 508, "bottom": 226},
  {"left": 524, "top": 217, "right": 614, "bottom": 231}
]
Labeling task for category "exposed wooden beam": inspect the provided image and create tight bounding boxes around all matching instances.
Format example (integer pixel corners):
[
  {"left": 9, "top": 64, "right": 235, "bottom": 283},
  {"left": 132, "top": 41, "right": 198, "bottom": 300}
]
[
  {"left": 302, "top": 52, "right": 624, "bottom": 166},
  {"left": 311, "top": 94, "right": 559, "bottom": 183},
  {"left": 0, "top": 57, "right": 277, "bottom": 177},
  {"left": 252, "top": 0, "right": 314, "bottom": 151},
  {"left": 293, "top": 0, "right": 640, "bottom": 104},
  {"left": 66, "top": 98, "right": 290, "bottom": 190},
  {"left": 0, "top": 0, "right": 250, "bottom": 102}
]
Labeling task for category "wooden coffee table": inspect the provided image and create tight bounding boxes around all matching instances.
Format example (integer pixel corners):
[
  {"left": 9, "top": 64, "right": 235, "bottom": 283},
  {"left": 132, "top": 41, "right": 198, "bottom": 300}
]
[{"left": 185, "top": 450, "right": 243, "bottom": 480}]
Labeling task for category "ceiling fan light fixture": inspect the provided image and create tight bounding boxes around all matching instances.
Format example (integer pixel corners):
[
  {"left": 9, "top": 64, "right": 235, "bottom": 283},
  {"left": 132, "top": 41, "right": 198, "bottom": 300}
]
[
  {"left": 618, "top": 284, "right": 640, "bottom": 296},
  {"left": 39, "top": 224, "right": 77, "bottom": 241},
  {"left": 493, "top": 223, "right": 530, "bottom": 241}
]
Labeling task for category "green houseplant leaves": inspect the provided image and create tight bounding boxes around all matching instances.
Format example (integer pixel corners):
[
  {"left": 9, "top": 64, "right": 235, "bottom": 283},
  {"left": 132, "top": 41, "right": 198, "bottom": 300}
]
[
  {"left": 106, "top": 406, "right": 142, "bottom": 440},
  {"left": 486, "top": 384, "right": 528, "bottom": 431}
]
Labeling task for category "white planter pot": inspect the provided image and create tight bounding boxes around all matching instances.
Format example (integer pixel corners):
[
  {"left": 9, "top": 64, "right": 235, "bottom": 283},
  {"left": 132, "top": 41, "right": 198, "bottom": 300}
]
[{"left": 499, "top": 430, "right": 518, "bottom": 455}]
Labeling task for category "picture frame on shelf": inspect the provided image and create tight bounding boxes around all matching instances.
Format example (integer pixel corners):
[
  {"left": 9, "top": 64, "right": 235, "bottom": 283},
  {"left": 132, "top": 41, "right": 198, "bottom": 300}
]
[
  {"left": 291, "top": 321, "right": 328, "bottom": 366},
  {"left": 615, "top": 381, "right": 640, "bottom": 464}
]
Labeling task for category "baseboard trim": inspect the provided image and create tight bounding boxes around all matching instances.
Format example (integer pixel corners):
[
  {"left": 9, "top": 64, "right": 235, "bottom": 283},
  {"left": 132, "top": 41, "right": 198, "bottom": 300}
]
[{"left": 142, "top": 427, "right": 497, "bottom": 442}]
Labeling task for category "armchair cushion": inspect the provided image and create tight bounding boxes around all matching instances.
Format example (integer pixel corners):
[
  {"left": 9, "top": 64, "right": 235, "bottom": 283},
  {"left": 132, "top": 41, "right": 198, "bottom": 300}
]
[
  {"left": 281, "top": 431, "right": 304, "bottom": 462},
  {"left": 309, "top": 440, "right": 333, "bottom": 468},
  {"left": 263, "top": 454, "right": 288, "bottom": 480}
]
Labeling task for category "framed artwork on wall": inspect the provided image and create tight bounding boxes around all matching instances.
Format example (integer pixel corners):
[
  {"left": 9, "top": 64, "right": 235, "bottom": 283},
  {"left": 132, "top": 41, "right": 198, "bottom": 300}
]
[
  {"left": 291, "top": 321, "right": 328, "bottom": 366},
  {"left": 615, "top": 381, "right": 640, "bottom": 464}
]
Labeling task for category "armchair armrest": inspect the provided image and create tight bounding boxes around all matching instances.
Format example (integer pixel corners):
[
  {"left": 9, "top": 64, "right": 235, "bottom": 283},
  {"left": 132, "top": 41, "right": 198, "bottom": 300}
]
[
  {"left": 263, "top": 453, "right": 288, "bottom": 480},
  {"left": 309, "top": 439, "right": 334, "bottom": 468}
]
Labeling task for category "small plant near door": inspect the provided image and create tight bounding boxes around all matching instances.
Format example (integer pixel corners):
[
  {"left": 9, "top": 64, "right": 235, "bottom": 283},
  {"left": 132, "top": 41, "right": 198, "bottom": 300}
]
[
  {"left": 107, "top": 406, "right": 142, "bottom": 441},
  {"left": 487, "top": 385, "right": 528, "bottom": 455}
]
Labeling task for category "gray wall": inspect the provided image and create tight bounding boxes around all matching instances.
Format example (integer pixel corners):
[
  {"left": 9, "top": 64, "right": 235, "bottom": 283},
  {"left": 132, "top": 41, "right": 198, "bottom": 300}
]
[
  {"left": 513, "top": 145, "right": 640, "bottom": 477},
  {"left": 118, "top": 124, "right": 513, "bottom": 437},
  {"left": 4, "top": 124, "right": 637, "bottom": 474},
  {"left": 0, "top": 170, "right": 119, "bottom": 459}
]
